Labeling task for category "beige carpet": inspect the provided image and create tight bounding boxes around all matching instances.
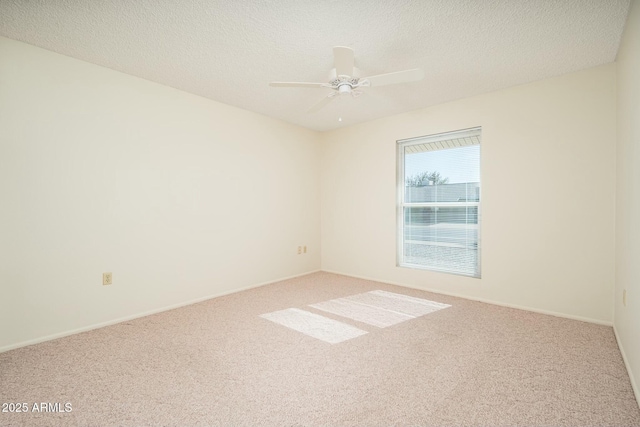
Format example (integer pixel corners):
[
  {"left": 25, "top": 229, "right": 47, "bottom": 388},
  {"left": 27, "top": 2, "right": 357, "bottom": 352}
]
[{"left": 1, "top": 272, "right": 639, "bottom": 426}]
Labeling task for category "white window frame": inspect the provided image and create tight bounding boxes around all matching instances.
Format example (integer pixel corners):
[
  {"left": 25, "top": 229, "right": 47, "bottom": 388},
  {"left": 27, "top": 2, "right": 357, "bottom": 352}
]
[{"left": 396, "top": 127, "right": 482, "bottom": 278}]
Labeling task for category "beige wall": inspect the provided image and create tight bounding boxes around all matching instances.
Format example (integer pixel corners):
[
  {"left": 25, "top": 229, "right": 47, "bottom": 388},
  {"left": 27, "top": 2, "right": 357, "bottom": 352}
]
[
  {"left": 615, "top": 0, "right": 640, "bottom": 403},
  {"left": 0, "top": 37, "right": 321, "bottom": 351},
  {"left": 321, "top": 64, "right": 617, "bottom": 324}
]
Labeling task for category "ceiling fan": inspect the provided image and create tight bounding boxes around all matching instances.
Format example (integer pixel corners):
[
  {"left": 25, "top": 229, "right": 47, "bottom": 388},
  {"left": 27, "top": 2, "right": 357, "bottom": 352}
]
[{"left": 269, "top": 46, "right": 424, "bottom": 113}]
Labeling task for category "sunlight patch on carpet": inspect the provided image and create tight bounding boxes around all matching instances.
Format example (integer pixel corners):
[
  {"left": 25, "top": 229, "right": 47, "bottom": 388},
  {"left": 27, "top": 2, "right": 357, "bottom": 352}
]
[
  {"left": 310, "top": 290, "right": 451, "bottom": 327},
  {"left": 260, "top": 308, "right": 368, "bottom": 344}
]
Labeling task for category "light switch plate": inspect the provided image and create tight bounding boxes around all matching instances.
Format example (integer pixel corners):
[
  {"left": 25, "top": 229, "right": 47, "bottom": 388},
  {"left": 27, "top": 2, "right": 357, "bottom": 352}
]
[{"left": 103, "top": 272, "right": 112, "bottom": 286}]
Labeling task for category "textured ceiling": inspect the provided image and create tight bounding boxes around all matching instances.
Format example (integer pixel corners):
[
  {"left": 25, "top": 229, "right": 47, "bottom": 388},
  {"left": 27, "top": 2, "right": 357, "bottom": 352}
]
[{"left": 0, "top": 0, "right": 631, "bottom": 131}]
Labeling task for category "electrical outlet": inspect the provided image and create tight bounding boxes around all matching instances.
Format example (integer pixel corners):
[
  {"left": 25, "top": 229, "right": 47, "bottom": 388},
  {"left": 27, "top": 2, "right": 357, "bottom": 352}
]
[
  {"left": 623, "top": 289, "right": 627, "bottom": 307},
  {"left": 303, "top": 246, "right": 307, "bottom": 254},
  {"left": 297, "top": 246, "right": 302, "bottom": 255},
  {"left": 103, "top": 272, "right": 112, "bottom": 286}
]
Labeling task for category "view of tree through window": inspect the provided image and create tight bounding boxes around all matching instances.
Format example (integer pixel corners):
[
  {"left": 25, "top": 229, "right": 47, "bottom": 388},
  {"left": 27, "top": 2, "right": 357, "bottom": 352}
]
[
  {"left": 405, "top": 171, "right": 449, "bottom": 187},
  {"left": 398, "top": 128, "right": 481, "bottom": 277}
]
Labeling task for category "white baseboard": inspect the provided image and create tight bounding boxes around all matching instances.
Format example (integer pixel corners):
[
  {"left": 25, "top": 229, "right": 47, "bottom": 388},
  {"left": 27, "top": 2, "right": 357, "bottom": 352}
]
[
  {"left": 320, "top": 269, "right": 613, "bottom": 326},
  {"left": 614, "top": 325, "right": 640, "bottom": 409},
  {"left": 0, "top": 270, "right": 320, "bottom": 354}
]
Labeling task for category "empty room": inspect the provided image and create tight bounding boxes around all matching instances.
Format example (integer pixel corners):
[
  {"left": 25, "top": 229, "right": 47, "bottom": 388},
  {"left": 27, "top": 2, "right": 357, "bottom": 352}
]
[{"left": 1, "top": 1, "right": 639, "bottom": 426}]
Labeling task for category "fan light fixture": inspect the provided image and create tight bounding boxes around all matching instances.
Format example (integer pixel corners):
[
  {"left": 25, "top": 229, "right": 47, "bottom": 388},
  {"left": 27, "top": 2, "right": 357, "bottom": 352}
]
[{"left": 338, "top": 84, "right": 352, "bottom": 95}]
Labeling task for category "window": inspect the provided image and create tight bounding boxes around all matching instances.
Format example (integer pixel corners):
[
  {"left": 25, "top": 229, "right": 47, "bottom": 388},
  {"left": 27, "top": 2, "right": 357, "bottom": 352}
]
[{"left": 397, "top": 128, "right": 481, "bottom": 277}]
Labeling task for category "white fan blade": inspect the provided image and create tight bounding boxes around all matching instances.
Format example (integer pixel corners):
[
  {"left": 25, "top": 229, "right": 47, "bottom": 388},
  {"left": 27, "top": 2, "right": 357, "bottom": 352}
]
[
  {"left": 333, "top": 46, "right": 354, "bottom": 77},
  {"left": 270, "top": 82, "right": 326, "bottom": 88},
  {"left": 363, "top": 69, "right": 424, "bottom": 87},
  {"left": 308, "top": 93, "right": 337, "bottom": 113}
]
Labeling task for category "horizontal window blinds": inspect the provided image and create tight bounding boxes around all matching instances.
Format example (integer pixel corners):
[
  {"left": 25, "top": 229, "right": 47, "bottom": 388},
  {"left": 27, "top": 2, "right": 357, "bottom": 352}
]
[{"left": 397, "top": 128, "right": 481, "bottom": 277}]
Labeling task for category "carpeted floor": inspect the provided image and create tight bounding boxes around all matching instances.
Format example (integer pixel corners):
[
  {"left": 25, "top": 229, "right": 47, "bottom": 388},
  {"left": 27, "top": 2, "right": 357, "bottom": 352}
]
[{"left": 1, "top": 272, "right": 639, "bottom": 426}]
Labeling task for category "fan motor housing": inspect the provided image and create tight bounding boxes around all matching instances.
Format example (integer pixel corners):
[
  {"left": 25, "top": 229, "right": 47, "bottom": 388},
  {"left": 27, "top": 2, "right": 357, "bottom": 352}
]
[{"left": 329, "top": 67, "right": 361, "bottom": 81}]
